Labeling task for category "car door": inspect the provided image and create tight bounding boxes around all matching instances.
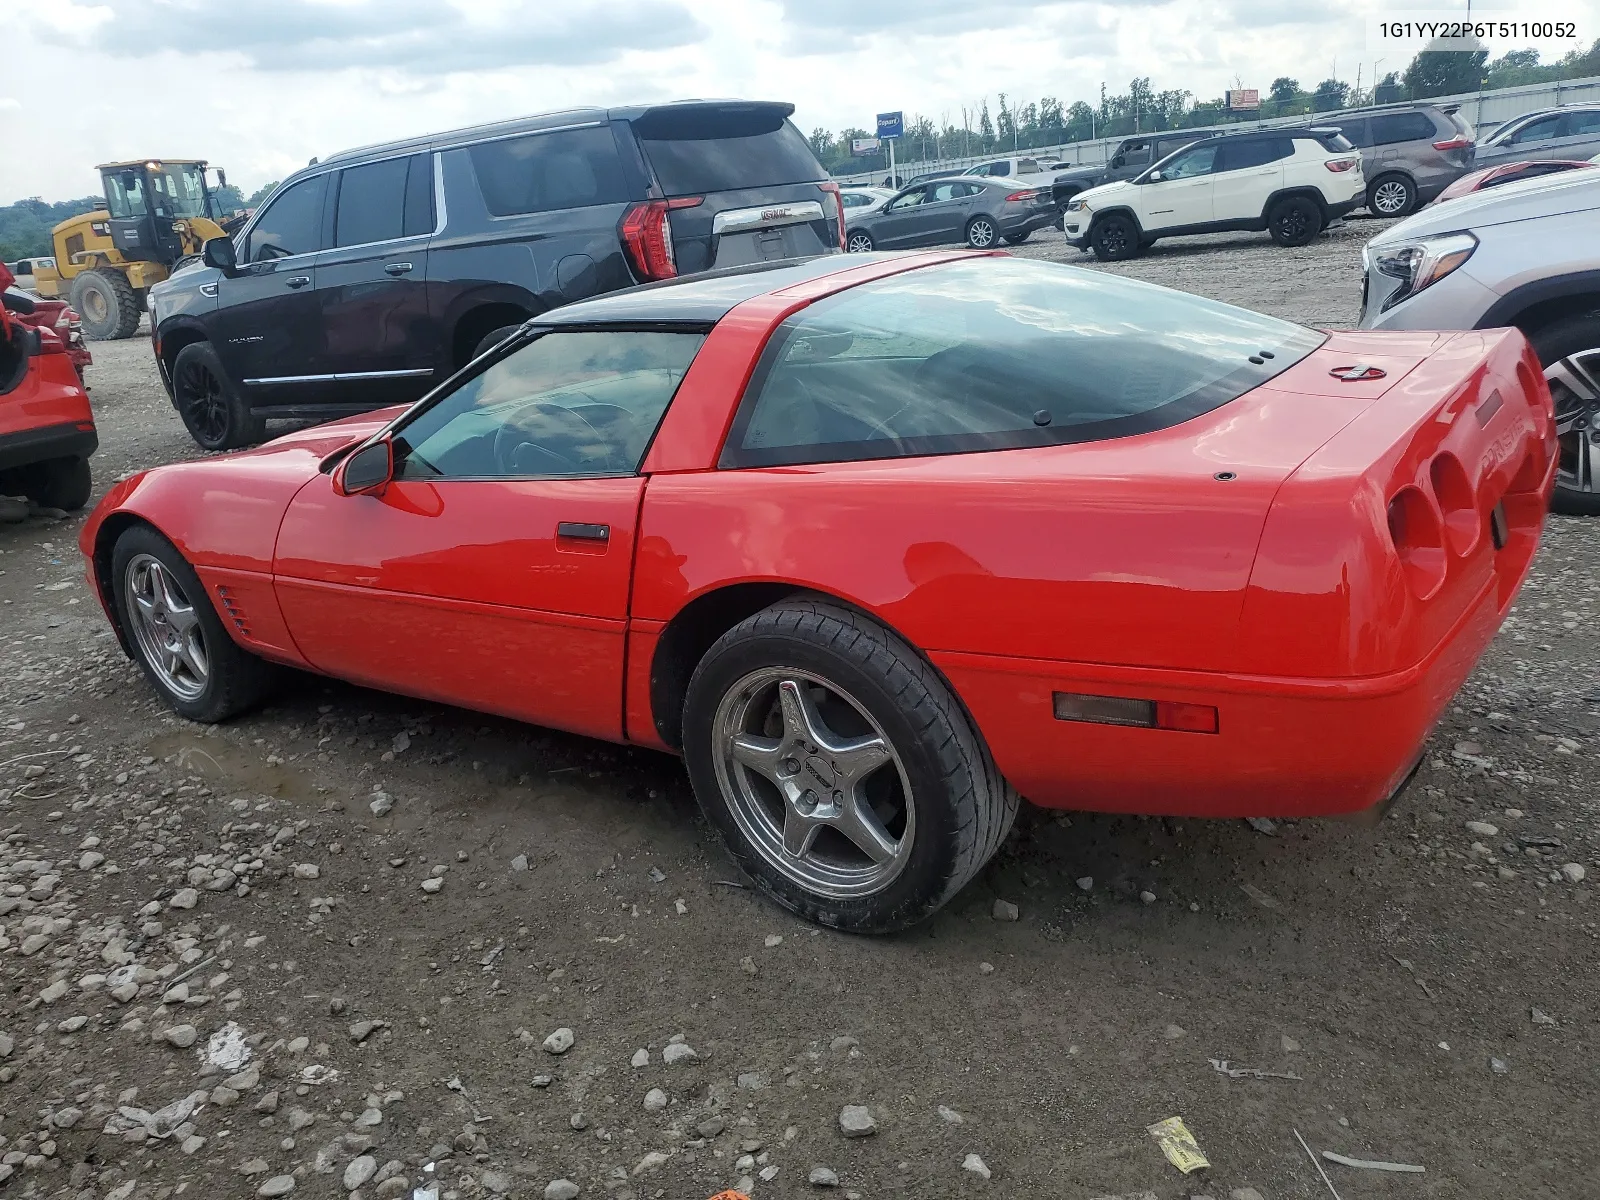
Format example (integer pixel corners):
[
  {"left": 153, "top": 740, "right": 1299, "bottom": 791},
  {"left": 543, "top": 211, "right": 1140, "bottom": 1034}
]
[
  {"left": 208, "top": 173, "right": 329, "bottom": 399},
  {"left": 271, "top": 325, "right": 707, "bottom": 742},
  {"left": 1547, "top": 109, "right": 1600, "bottom": 160},
  {"left": 868, "top": 186, "right": 931, "bottom": 247},
  {"left": 905, "top": 180, "right": 974, "bottom": 245},
  {"left": 1137, "top": 141, "right": 1219, "bottom": 231},
  {"left": 1485, "top": 113, "right": 1565, "bottom": 164},
  {"left": 1211, "top": 137, "right": 1288, "bottom": 222},
  {"left": 317, "top": 152, "right": 438, "bottom": 407}
]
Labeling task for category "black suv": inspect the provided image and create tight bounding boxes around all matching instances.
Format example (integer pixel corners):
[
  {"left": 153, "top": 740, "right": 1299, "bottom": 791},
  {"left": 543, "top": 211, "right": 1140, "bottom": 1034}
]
[{"left": 150, "top": 100, "right": 843, "bottom": 449}]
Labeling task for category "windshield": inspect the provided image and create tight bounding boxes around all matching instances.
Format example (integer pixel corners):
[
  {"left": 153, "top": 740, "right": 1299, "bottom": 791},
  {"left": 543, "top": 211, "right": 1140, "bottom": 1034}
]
[
  {"left": 722, "top": 257, "right": 1324, "bottom": 468},
  {"left": 104, "top": 170, "right": 147, "bottom": 219},
  {"left": 634, "top": 107, "right": 824, "bottom": 196},
  {"left": 151, "top": 163, "right": 210, "bottom": 218}
]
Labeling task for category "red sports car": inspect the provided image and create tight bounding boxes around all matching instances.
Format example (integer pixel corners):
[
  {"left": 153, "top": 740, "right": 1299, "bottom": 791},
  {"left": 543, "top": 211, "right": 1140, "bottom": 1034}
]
[
  {"left": 2, "top": 264, "right": 97, "bottom": 512},
  {"left": 79, "top": 252, "right": 1556, "bottom": 932},
  {"left": 1433, "top": 159, "right": 1596, "bottom": 204}
]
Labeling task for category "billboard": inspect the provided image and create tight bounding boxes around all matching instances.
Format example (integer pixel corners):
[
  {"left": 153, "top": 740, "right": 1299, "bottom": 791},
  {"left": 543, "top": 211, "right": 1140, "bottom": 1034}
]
[
  {"left": 851, "top": 137, "right": 882, "bottom": 155},
  {"left": 1226, "top": 89, "right": 1261, "bottom": 110},
  {"left": 876, "top": 111, "right": 904, "bottom": 139}
]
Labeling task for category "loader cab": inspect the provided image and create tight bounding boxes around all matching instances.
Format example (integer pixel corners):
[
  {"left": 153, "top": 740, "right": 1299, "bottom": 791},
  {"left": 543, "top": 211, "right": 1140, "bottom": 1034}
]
[{"left": 99, "top": 160, "right": 216, "bottom": 266}]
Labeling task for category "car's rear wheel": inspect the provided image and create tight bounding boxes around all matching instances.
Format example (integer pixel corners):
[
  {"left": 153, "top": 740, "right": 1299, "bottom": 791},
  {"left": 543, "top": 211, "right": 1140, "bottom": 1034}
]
[
  {"left": 1368, "top": 174, "right": 1417, "bottom": 217},
  {"left": 1090, "top": 214, "right": 1140, "bottom": 261},
  {"left": 1268, "top": 196, "right": 1323, "bottom": 247},
  {"left": 111, "top": 525, "right": 276, "bottom": 722},
  {"left": 845, "top": 230, "right": 875, "bottom": 253},
  {"left": 1003, "top": 230, "right": 1032, "bottom": 245},
  {"left": 14, "top": 456, "right": 91, "bottom": 511},
  {"left": 965, "top": 216, "right": 998, "bottom": 249},
  {"left": 683, "top": 599, "right": 1019, "bottom": 934},
  {"left": 172, "top": 342, "right": 262, "bottom": 452},
  {"left": 1530, "top": 313, "right": 1600, "bottom": 515}
]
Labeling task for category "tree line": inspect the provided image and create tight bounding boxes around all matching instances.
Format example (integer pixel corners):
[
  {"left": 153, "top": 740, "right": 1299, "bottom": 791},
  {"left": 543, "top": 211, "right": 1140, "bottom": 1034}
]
[{"left": 810, "top": 38, "right": 1600, "bottom": 174}]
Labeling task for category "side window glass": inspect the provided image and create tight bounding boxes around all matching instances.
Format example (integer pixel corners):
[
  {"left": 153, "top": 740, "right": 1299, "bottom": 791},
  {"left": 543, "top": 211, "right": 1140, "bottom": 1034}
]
[
  {"left": 1337, "top": 120, "right": 1373, "bottom": 148},
  {"left": 1162, "top": 145, "right": 1219, "bottom": 178},
  {"left": 1217, "top": 139, "right": 1286, "bottom": 172},
  {"left": 1371, "top": 112, "right": 1436, "bottom": 145},
  {"left": 334, "top": 157, "right": 409, "bottom": 247},
  {"left": 1509, "top": 116, "right": 1561, "bottom": 145},
  {"left": 468, "top": 127, "right": 629, "bottom": 217},
  {"left": 1122, "top": 142, "right": 1151, "bottom": 167},
  {"left": 403, "top": 153, "right": 436, "bottom": 237},
  {"left": 1565, "top": 110, "right": 1600, "bottom": 136},
  {"left": 887, "top": 188, "right": 926, "bottom": 210},
  {"left": 245, "top": 175, "right": 326, "bottom": 262},
  {"left": 395, "top": 331, "right": 705, "bottom": 480},
  {"left": 1018, "top": 158, "right": 1040, "bottom": 173},
  {"left": 930, "top": 182, "right": 962, "bottom": 203}
]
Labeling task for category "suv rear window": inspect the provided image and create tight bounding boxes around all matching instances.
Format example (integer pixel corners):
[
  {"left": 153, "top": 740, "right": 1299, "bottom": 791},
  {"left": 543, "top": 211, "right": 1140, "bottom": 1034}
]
[
  {"left": 632, "top": 106, "right": 825, "bottom": 196},
  {"left": 721, "top": 258, "right": 1323, "bottom": 468},
  {"left": 469, "top": 126, "right": 630, "bottom": 217},
  {"left": 1371, "top": 111, "right": 1437, "bottom": 146}
]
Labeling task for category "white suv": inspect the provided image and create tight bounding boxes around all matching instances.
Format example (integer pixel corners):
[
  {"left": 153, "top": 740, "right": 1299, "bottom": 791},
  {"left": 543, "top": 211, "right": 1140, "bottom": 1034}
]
[{"left": 1063, "top": 128, "right": 1365, "bottom": 260}]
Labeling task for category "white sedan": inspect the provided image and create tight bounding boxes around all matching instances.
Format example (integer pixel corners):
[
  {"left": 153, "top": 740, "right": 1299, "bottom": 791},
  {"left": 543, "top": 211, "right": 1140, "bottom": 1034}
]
[{"left": 840, "top": 187, "right": 896, "bottom": 221}]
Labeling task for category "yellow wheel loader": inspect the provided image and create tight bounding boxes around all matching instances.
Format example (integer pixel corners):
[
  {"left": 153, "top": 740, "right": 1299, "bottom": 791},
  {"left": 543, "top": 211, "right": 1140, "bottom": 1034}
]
[{"left": 34, "top": 160, "right": 242, "bottom": 340}]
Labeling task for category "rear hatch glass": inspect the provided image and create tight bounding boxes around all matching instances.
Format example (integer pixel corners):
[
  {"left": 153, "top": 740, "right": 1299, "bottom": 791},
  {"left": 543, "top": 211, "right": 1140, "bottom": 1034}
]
[{"left": 630, "top": 103, "right": 839, "bottom": 272}]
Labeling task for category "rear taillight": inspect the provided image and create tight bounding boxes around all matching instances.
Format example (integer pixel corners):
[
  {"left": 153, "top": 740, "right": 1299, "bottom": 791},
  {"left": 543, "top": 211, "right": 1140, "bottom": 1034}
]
[
  {"left": 1432, "top": 136, "right": 1473, "bottom": 151},
  {"left": 1324, "top": 158, "right": 1359, "bottom": 173},
  {"left": 1005, "top": 188, "right": 1044, "bottom": 202},
  {"left": 1053, "top": 691, "right": 1218, "bottom": 734},
  {"left": 55, "top": 310, "right": 72, "bottom": 330},
  {"left": 618, "top": 196, "right": 702, "bottom": 282},
  {"left": 818, "top": 180, "right": 846, "bottom": 250}
]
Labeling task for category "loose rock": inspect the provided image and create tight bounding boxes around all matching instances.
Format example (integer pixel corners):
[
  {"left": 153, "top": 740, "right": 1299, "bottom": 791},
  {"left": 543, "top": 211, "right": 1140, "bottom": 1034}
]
[
  {"left": 544, "top": 1027, "right": 575, "bottom": 1054},
  {"left": 963, "top": 1153, "right": 992, "bottom": 1180},
  {"left": 839, "top": 1105, "right": 876, "bottom": 1137}
]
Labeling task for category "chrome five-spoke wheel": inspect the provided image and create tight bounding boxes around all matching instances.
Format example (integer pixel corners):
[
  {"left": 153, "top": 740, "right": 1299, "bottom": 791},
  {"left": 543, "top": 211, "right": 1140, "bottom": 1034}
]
[
  {"left": 1546, "top": 348, "right": 1600, "bottom": 499},
  {"left": 125, "top": 552, "right": 209, "bottom": 701},
  {"left": 713, "top": 668, "right": 914, "bottom": 899}
]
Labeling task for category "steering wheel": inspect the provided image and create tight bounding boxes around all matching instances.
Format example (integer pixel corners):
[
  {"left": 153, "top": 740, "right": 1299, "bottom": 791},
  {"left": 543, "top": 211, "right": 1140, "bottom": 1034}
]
[{"left": 491, "top": 399, "right": 629, "bottom": 476}]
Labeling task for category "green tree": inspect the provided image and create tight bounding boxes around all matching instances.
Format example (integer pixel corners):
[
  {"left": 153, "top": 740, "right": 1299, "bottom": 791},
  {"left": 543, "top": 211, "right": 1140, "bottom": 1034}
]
[
  {"left": 808, "top": 127, "right": 834, "bottom": 162},
  {"left": 977, "top": 99, "right": 995, "bottom": 150},
  {"left": 996, "top": 93, "right": 1015, "bottom": 148},
  {"left": 1312, "top": 78, "right": 1350, "bottom": 111},
  {"left": 1269, "top": 77, "right": 1299, "bottom": 103},
  {"left": 1403, "top": 38, "right": 1488, "bottom": 97},
  {"left": 245, "top": 182, "right": 279, "bottom": 207}
]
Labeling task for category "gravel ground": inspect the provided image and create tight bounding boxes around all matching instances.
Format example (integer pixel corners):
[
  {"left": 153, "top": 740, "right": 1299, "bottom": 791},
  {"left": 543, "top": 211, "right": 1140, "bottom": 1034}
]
[{"left": 1, "top": 234, "right": 1596, "bottom": 1200}]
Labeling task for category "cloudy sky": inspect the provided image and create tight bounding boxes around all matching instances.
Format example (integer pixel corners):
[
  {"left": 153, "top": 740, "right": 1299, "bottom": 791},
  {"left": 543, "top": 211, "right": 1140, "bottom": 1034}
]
[{"left": 4, "top": 0, "right": 1591, "bottom": 202}]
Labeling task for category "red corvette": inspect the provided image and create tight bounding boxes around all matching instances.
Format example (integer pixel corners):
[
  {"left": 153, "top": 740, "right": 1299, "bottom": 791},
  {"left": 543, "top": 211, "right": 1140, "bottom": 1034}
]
[
  {"left": 79, "top": 252, "right": 1555, "bottom": 932},
  {"left": 1432, "top": 158, "right": 1595, "bottom": 204}
]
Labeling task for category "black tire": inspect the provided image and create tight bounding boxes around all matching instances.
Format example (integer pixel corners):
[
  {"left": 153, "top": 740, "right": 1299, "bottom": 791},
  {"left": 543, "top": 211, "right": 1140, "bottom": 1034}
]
[
  {"left": 1528, "top": 311, "right": 1600, "bottom": 516},
  {"left": 15, "top": 456, "right": 91, "bottom": 511},
  {"left": 965, "top": 215, "right": 999, "bottom": 249},
  {"left": 1367, "top": 174, "right": 1417, "bottom": 218},
  {"left": 845, "top": 229, "right": 875, "bottom": 253},
  {"left": 1003, "top": 230, "right": 1031, "bottom": 245},
  {"left": 682, "top": 599, "right": 1020, "bottom": 934},
  {"left": 472, "top": 325, "right": 524, "bottom": 360},
  {"left": 111, "top": 524, "right": 276, "bottom": 722},
  {"left": 1089, "top": 214, "right": 1140, "bottom": 261},
  {"left": 1268, "top": 196, "right": 1323, "bottom": 247},
  {"left": 172, "top": 342, "right": 262, "bottom": 451},
  {"left": 69, "top": 270, "right": 140, "bottom": 340}
]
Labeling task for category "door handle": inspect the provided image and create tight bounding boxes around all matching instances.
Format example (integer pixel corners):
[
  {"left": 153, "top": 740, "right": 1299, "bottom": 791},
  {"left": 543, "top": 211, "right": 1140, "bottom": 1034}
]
[
  {"left": 556, "top": 522, "right": 610, "bottom": 542},
  {"left": 384, "top": 262, "right": 414, "bottom": 275},
  {"left": 285, "top": 275, "right": 311, "bottom": 289}
]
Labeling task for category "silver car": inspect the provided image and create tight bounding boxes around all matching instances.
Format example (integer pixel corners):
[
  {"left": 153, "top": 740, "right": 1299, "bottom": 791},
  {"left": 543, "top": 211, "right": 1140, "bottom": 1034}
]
[
  {"left": 839, "top": 187, "right": 895, "bottom": 221},
  {"left": 844, "top": 176, "right": 1056, "bottom": 251},
  {"left": 1474, "top": 105, "right": 1600, "bottom": 169},
  {"left": 1359, "top": 170, "right": 1600, "bottom": 513}
]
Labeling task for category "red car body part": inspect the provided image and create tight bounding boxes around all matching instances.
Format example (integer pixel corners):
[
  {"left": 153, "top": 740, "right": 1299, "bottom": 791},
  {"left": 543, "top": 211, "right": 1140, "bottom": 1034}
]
[
  {"left": 1433, "top": 160, "right": 1596, "bottom": 204},
  {"left": 1, "top": 262, "right": 97, "bottom": 497},
  {"left": 79, "top": 254, "right": 1553, "bottom": 826}
]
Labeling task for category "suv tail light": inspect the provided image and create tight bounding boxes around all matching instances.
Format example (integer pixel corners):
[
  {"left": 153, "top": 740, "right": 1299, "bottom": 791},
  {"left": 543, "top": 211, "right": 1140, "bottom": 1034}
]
[
  {"left": 818, "top": 180, "right": 847, "bottom": 250},
  {"left": 1432, "top": 136, "right": 1473, "bottom": 151},
  {"left": 1005, "top": 188, "right": 1044, "bottom": 202},
  {"left": 1324, "top": 157, "right": 1359, "bottom": 173},
  {"left": 618, "top": 197, "right": 703, "bottom": 282}
]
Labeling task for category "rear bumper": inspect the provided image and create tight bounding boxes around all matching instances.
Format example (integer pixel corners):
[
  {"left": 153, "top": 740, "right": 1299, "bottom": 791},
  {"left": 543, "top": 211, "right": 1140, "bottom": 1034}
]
[
  {"left": 935, "top": 496, "right": 1545, "bottom": 820},
  {"left": 0, "top": 422, "right": 98, "bottom": 473},
  {"left": 1328, "top": 198, "right": 1360, "bottom": 220}
]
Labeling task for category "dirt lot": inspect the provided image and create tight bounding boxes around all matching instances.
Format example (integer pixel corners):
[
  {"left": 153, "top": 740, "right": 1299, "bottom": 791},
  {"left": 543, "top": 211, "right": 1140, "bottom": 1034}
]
[{"left": 2, "top": 225, "right": 1596, "bottom": 1200}]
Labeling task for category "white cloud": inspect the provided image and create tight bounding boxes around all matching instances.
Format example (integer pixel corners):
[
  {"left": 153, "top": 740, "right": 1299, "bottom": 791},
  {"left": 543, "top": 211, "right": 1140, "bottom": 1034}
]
[{"left": 4, "top": 0, "right": 1593, "bottom": 202}]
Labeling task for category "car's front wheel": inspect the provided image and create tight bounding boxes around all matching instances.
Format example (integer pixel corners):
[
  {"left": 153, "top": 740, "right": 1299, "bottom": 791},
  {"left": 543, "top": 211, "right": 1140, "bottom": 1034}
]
[
  {"left": 172, "top": 342, "right": 263, "bottom": 451},
  {"left": 1090, "top": 214, "right": 1140, "bottom": 261},
  {"left": 1531, "top": 311, "right": 1600, "bottom": 515},
  {"left": 965, "top": 216, "right": 998, "bottom": 249},
  {"left": 683, "top": 599, "right": 1019, "bottom": 934},
  {"left": 845, "top": 230, "right": 875, "bottom": 253},
  {"left": 111, "top": 524, "right": 276, "bottom": 722},
  {"left": 1268, "top": 196, "right": 1323, "bottom": 247}
]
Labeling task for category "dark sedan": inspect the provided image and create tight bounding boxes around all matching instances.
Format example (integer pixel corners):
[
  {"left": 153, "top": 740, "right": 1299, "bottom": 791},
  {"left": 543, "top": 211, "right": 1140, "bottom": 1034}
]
[{"left": 844, "top": 176, "right": 1056, "bottom": 251}]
